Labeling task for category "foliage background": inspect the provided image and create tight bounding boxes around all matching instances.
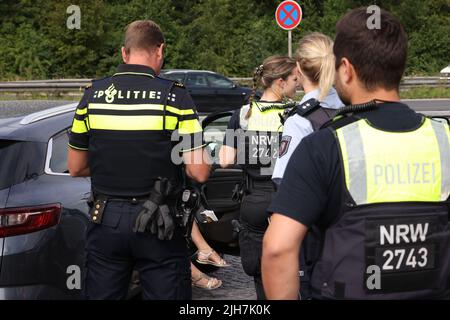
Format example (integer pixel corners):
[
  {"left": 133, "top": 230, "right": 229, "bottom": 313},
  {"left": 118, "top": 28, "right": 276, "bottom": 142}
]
[{"left": 0, "top": 0, "right": 449, "bottom": 80}]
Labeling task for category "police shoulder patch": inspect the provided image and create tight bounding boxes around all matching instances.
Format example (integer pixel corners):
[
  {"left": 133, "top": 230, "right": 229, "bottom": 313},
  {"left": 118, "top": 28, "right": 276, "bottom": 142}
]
[
  {"left": 174, "top": 81, "right": 185, "bottom": 88},
  {"left": 279, "top": 135, "right": 292, "bottom": 158}
]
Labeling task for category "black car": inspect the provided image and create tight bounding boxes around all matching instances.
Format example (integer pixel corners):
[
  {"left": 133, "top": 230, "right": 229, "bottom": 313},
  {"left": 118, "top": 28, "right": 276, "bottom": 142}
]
[
  {"left": 0, "top": 103, "right": 242, "bottom": 299},
  {"left": 160, "top": 69, "right": 255, "bottom": 113}
]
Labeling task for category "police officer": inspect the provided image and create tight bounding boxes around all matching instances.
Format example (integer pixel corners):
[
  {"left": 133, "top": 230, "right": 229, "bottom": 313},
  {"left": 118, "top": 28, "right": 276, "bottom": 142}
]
[
  {"left": 218, "top": 55, "right": 299, "bottom": 299},
  {"left": 272, "top": 32, "right": 344, "bottom": 185},
  {"left": 262, "top": 8, "right": 450, "bottom": 299},
  {"left": 67, "top": 20, "right": 210, "bottom": 300},
  {"left": 271, "top": 32, "right": 344, "bottom": 300}
]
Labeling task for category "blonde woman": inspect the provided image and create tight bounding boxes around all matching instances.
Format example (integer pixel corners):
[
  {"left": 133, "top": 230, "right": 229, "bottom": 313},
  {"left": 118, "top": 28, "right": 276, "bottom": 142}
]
[
  {"left": 272, "top": 32, "right": 344, "bottom": 185},
  {"left": 270, "top": 32, "right": 343, "bottom": 300}
]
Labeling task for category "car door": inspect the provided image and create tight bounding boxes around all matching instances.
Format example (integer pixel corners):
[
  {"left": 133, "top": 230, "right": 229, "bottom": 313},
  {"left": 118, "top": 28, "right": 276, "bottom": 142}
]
[
  {"left": 185, "top": 73, "right": 214, "bottom": 113},
  {"left": 206, "top": 73, "right": 245, "bottom": 112},
  {"left": 197, "top": 111, "right": 244, "bottom": 254},
  {"left": 0, "top": 188, "right": 5, "bottom": 272}
]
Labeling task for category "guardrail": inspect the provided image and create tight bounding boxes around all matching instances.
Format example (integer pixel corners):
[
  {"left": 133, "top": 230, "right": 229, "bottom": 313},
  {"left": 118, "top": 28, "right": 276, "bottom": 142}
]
[
  {"left": 0, "top": 77, "right": 449, "bottom": 92},
  {"left": 231, "top": 76, "right": 450, "bottom": 89}
]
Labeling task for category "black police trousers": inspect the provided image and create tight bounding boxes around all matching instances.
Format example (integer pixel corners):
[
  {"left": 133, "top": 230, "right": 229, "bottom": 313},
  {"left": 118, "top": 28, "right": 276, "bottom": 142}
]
[
  {"left": 83, "top": 200, "right": 191, "bottom": 300},
  {"left": 238, "top": 180, "right": 275, "bottom": 300},
  {"left": 239, "top": 180, "right": 313, "bottom": 300}
]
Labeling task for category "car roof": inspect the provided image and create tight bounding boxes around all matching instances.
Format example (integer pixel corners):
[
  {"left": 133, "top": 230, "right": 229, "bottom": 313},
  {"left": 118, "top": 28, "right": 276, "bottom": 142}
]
[
  {"left": 441, "top": 66, "right": 450, "bottom": 74},
  {"left": 0, "top": 103, "right": 76, "bottom": 142}
]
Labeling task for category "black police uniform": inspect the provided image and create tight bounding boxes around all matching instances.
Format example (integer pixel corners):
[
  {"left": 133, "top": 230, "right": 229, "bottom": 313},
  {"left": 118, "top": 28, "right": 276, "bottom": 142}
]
[
  {"left": 223, "top": 101, "right": 288, "bottom": 300},
  {"left": 68, "top": 64, "right": 204, "bottom": 299},
  {"left": 269, "top": 102, "right": 450, "bottom": 299}
]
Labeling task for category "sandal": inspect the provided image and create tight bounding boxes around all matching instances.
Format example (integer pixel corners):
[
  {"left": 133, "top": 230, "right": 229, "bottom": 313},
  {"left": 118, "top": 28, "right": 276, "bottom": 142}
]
[
  {"left": 191, "top": 272, "right": 222, "bottom": 290},
  {"left": 196, "top": 249, "right": 230, "bottom": 267}
]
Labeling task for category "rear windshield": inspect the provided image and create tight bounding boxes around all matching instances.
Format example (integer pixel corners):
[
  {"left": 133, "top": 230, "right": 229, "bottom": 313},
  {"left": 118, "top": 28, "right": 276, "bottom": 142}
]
[{"left": 0, "top": 140, "right": 46, "bottom": 190}]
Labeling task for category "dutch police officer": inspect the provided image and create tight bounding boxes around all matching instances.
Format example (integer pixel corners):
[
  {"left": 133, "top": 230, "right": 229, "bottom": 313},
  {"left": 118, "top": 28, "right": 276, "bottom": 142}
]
[
  {"left": 219, "top": 55, "right": 299, "bottom": 299},
  {"left": 262, "top": 8, "right": 450, "bottom": 299},
  {"left": 67, "top": 20, "right": 210, "bottom": 300}
]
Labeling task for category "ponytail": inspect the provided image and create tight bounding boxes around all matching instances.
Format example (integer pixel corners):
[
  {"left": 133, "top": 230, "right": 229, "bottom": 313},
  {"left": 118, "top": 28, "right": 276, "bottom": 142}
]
[
  {"left": 245, "top": 65, "right": 263, "bottom": 120},
  {"left": 296, "top": 32, "right": 336, "bottom": 102},
  {"left": 318, "top": 52, "right": 335, "bottom": 101}
]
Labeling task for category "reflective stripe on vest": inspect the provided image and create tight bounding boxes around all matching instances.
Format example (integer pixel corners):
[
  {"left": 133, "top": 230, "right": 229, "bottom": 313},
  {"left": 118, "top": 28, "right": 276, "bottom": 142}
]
[
  {"left": 87, "top": 103, "right": 200, "bottom": 133},
  {"left": 336, "top": 118, "right": 450, "bottom": 205}
]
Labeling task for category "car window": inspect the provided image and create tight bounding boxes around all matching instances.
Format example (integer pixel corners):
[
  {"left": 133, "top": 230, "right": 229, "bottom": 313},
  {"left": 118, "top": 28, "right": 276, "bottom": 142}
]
[
  {"left": 49, "top": 130, "right": 70, "bottom": 174},
  {"left": 161, "top": 73, "right": 185, "bottom": 83},
  {"left": 0, "top": 140, "right": 46, "bottom": 189},
  {"left": 206, "top": 74, "right": 235, "bottom": 89},
  {"left": 186, "top": 73, "right": 208, "bottom": 87},
  {"left": 203, "top": 115, "right": 231, "bottom": 164}
]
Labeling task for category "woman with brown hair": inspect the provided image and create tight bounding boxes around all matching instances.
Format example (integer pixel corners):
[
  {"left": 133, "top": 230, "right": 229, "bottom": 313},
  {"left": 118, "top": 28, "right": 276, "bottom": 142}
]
[{"left": 219, "top": 55, "right": 299, "bottom": 299}]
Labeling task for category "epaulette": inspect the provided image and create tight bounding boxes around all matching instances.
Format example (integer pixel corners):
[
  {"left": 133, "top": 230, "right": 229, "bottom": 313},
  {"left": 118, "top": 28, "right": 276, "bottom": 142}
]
[
  {"left": 174, "top": 81, "right": 185, "bottom": 88},
  {"left": 279, "top": 98, "right": 321, "bottom": 125},
  {"left": 296, "top": 98, "right": 321, "bottom": 117}
]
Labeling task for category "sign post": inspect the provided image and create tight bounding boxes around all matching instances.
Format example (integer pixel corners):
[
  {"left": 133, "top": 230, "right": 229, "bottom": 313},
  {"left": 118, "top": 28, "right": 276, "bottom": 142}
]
[
  {"left": 288, "top": 30, "right": 292, "bottom": 58},
  {"left": 275, "top": 1, "right": 302, "bottom": 58}
]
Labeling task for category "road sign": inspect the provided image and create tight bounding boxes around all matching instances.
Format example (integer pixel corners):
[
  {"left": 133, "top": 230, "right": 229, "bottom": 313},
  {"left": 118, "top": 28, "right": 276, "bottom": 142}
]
[{"left": 275, "top": 1, "right": 302, "bottom": 31}]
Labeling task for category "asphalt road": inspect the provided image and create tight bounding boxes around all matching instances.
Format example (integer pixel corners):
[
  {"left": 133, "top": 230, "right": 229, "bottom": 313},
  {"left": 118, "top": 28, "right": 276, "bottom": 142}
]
[
  {"left": 192, "top": 255, "right": 257, "bottom": 300},
  {"left": 404, "top": 99, "right": 450, "bottom": 116}
]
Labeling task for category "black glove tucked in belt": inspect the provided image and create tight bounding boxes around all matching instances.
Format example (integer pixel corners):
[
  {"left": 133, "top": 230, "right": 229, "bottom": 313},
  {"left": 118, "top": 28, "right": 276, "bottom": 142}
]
[{"left": 133, "top": 178, "right": 177, "bottom": 240}]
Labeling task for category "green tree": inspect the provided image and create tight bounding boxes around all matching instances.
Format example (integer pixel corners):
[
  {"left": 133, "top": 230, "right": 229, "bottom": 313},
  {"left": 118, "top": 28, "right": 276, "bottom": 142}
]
[{"left": 0, "top": 0, "right": 448, "bottom": 80}]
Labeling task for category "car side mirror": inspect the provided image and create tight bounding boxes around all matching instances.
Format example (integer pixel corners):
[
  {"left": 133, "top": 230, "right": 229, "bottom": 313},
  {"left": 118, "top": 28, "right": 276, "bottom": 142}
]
[{"left": 205, "top": 142, "right": 218, "bottom": 158}]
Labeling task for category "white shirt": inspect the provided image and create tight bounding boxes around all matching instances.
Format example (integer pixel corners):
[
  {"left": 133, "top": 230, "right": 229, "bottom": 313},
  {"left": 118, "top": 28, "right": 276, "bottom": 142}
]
[{"left": 272, "top": 87, "right": 344, "bottom": 185}]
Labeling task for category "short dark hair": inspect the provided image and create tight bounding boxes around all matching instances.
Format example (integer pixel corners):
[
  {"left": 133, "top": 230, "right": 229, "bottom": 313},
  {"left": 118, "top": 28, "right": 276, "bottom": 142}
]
[
  {"left": 334, "top": 7, "right": 408, "bottom": 91},
  {"left": 124, "top": 20, "right": 165, "bottom": 54}
]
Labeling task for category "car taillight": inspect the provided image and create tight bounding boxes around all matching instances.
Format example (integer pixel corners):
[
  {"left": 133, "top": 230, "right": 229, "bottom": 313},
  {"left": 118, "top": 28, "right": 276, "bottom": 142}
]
[{"left": 0, "top": 204, "right": 61, "bottom": 237}]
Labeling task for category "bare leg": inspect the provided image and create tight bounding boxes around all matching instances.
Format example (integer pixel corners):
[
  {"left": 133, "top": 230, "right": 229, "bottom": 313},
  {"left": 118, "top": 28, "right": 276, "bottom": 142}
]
[
  {"left": 191, "top": 262, "right": 222, "bottom": 290},
  {"left": 191, "top": 221, "right": 229, "bottom": 267},
  {"left": 191, "top": 220, "right": 211, "bottom": 252}
]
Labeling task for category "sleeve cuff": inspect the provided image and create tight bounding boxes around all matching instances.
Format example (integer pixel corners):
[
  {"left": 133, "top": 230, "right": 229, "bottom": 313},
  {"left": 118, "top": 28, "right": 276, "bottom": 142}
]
[
  {"left": 68, "top": 143, "right": 88, "bottom": 151},
  {"left": 267, "top": 204, "right": 312, "bottom": 228},
  {"left": 181, "top": 143, "right": 206, "bottom": 153}
]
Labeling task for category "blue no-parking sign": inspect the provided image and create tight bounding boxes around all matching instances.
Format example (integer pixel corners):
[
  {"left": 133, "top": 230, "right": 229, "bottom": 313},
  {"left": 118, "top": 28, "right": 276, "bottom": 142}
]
[
  {"left": 275, "top": 1, "right": 302, "bottom": 57},
  {"left": 275, "top": 0, "right": 302, "bottom": 30}
]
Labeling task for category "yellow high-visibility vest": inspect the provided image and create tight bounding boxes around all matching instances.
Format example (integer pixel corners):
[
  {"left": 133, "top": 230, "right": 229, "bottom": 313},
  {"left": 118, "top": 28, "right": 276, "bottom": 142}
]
[
  {"left": 336, "top": 118, "right": 450, "bottom": 205},
  {"left": 239, "top": 102, "right": 285, "bottom": 132}
]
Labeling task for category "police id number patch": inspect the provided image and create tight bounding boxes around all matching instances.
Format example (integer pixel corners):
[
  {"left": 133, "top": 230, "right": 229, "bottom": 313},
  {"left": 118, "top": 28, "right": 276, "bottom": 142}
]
[{"left": 365, "top": 215, "right": 440, "bottom": 293}]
